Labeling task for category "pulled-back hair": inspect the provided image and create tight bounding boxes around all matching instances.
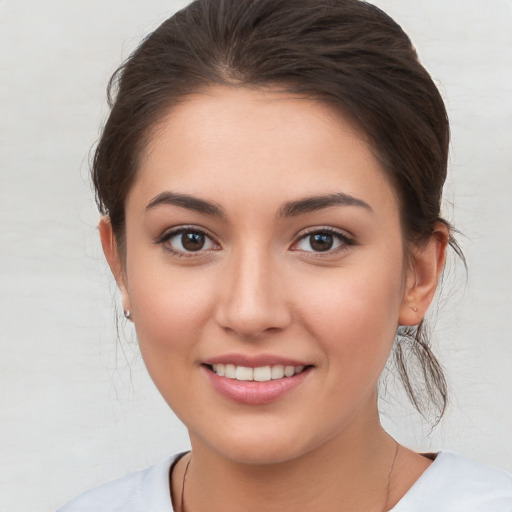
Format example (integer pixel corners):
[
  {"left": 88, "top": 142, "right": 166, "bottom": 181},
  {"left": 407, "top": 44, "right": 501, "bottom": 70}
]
[{"left": 93, "top": 0, "right": 463, "bottom": 422}]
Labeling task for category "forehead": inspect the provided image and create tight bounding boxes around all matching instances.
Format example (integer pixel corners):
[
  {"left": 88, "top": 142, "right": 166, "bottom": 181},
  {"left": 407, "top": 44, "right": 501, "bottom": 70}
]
[{"left": 129, "top": 86, "right": 399, "bottom": 218}]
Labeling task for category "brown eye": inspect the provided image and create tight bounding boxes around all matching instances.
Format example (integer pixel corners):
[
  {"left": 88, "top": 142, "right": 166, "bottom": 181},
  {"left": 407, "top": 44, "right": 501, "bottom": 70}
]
[
  {"left": 309, "top": 233, "right": 334, "bottom": 252},
  {"left": 181, "top": 232, "right": 205, "bottom": 251},
  {"left": 159, "top": 228, "right": 218, "bottom": 255},
  {"left": 292, "top": 229, "right": 352, "bottom": 254}
]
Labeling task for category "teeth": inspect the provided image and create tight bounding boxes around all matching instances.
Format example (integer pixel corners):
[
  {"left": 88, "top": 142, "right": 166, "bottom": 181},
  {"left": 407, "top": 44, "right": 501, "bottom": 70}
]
[
  {"left": 271, "top": 365, "right": 284, "bottom": 379},
  {"left": 225, "top": 364, "right": 236, "bottom": 378},
  {"left": 253, "top": 366, "right": 272, "bottom": 382},
  {"left": 284, "top": 365, "right": 295, "bottom": 377},
  {"left": 211, "top": 363, "right": 306, "bottom": 381},
  {"left": 235, "top": 366, "right": 253, "bottom": 381}
]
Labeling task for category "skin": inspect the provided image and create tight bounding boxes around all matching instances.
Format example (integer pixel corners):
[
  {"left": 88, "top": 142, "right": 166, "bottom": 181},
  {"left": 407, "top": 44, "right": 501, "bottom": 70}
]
[{"left": 100, "top": 86, "right": 448, "bottom": 511}]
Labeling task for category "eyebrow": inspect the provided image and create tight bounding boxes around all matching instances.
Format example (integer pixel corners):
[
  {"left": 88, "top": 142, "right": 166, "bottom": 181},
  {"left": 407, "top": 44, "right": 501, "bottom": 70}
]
[
  {"left": 278, "top": 192, "right": 373, "bottom": 217},
  {"left": 145, "top": 190, "right": 372, "bottom": 218},
  {"left": 146, "top": 191, "right": 225, "bottom": 217}
]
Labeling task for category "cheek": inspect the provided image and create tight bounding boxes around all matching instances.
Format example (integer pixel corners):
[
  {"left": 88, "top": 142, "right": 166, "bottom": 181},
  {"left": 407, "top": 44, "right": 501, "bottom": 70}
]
[
  {"left": 125, "top": 255, "right": 217, "bottom": 367},
  {"left": 292, "top": 257, "right": 405, "bottom": 373},
  {"left": 126, "top": 266, "right": 221, "bottom": 419}
]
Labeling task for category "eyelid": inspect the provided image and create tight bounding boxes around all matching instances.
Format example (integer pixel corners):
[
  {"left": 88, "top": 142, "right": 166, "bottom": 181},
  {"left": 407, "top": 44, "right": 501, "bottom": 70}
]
[
  {"left": 155, "top": 224, "right": 354, "bottom": 257},
  {"left": 155, "top": 225, "right": 221, "bottom": 256},
  {"left": 290, "top": 226, "right": 355, "bottom": 253}
]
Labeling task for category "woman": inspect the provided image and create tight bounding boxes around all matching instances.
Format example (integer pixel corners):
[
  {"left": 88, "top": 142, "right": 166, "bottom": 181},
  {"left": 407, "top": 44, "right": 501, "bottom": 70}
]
[{"left": 58, "top": 0, "right": 512, "bottom": 510}]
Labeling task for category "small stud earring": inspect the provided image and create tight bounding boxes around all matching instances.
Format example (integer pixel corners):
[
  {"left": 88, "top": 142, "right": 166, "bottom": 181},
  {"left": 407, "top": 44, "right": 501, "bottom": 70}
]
[
  {"left": 412, "top": 305, "right": 418, "bottom": 312},
  {"left": 124, "top": 309, "right": 132, "bottom": 320}
]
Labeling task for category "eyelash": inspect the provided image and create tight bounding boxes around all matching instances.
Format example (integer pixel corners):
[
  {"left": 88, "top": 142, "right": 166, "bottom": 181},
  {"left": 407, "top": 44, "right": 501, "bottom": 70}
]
[
  {"left": 155, "top": 226, "right": 219, "bottom": 258},
  {"left": 155, "top": 226, "right": 354, "bottom": 257},
  {"left": 291, "top": 227, "right": 354, "bottom": 256}
]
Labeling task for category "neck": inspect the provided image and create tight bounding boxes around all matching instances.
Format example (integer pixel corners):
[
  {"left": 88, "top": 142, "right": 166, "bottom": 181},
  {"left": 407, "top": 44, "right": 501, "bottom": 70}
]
[{"left": 178, "top": 415, "right": 399, "bottom": 512}]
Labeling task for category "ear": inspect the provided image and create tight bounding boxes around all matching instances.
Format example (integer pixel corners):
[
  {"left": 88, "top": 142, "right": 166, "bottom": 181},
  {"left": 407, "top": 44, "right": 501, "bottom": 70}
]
[
  {"left": 399, "top": 223, "right": 449, "bottom": 326},
  {"left": 99, "top": 216, "right": 131, "bottom": 314}
]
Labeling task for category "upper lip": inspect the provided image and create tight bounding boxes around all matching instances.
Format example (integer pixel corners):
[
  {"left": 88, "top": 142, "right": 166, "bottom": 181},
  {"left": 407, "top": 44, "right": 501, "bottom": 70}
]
[{"left": 202, "top": 354, "right": 311, "bottom": 367}]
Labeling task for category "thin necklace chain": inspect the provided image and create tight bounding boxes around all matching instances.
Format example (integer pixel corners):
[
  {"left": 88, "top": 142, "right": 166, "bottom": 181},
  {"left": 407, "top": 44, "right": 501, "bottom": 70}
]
[
  {"left": 383, "top": 441, "right": 399, "bottom": 512},
  {"left": 180, "top": 456, "right": 192, "bottom": 512},
  {"left": 180, "top": 443, "right": 399, "bottom": 512}
]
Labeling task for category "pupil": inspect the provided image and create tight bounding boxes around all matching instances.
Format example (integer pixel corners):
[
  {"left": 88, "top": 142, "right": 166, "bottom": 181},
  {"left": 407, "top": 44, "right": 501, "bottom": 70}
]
[
  {"left": 182, "top": 232, "right": 205, "bottom": 251},
  {"left": 310, "top": 233, "right": 333, "bottom": 252}
]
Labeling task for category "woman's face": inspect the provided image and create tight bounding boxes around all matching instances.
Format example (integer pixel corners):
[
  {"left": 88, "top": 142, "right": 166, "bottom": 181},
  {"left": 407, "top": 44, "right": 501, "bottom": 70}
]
[{"left": 110, "top": 86, "right": 420, "bottom": 464}]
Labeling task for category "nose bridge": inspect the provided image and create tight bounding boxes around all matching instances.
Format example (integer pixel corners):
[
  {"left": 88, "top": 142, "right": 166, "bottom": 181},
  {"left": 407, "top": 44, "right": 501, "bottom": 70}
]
[{"left": 216, "top": 241, "right": 290, "bottom": 338}]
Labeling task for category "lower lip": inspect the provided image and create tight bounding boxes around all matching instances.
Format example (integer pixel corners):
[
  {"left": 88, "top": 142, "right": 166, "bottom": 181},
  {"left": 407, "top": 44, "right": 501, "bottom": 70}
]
[{"left": 203, "top": 366, "right": 311, "bottom": 405}]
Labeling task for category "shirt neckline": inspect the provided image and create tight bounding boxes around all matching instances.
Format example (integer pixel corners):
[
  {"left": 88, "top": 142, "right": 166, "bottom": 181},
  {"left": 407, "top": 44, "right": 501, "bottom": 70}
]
[
  {"left": 389, "top": 451, "right": 444, "bottom": 510},
  {"left": 166, "top": 450, "right": 445, "bottom": 512}
]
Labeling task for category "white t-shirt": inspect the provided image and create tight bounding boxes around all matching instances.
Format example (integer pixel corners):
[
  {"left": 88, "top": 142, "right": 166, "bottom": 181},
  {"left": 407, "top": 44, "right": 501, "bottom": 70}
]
[{"left": 57, "top": 452, "right": 512, "bottom": 511}]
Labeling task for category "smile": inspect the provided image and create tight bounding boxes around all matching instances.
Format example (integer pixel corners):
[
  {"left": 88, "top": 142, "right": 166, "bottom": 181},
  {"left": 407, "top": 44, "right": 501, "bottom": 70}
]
[
  {"left": 203, "top": 360, "right": 312, "bottom": 405},
  {"left": 211, "top": 364, "right": 306, "bottom": 381}
]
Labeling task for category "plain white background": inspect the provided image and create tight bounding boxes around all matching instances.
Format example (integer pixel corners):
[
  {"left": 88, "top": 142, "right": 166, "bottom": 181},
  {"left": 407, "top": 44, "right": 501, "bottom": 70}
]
[{"left": 0, "top": 1, "right": 511, "bottom": 510}]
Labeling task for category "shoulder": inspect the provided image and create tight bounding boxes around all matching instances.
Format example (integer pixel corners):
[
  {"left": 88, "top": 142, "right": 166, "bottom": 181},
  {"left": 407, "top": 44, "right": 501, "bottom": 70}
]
[
  {"left": 393, "top": 452, "right": 512, "bottom": 512},
  {"left": 56, "top": 454, "right": 183, "bottom": 512}
]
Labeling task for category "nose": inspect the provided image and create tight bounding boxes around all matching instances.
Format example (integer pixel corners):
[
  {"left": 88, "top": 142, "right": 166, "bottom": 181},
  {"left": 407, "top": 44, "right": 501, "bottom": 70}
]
[{"left": 214, "top": 246, "right": 292, "bottom": 340}]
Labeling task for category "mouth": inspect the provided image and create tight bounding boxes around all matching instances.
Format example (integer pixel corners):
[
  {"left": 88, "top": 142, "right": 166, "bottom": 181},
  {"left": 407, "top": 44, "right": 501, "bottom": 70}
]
[
  {"left": 205, "top": 363, "right": 308, "bottom": 382},
  {"left": 201, "top": 360, "right": 313, "bottom": 405}
]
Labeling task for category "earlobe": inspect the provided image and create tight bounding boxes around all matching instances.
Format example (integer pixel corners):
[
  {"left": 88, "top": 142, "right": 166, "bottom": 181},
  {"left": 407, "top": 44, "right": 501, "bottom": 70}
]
[
  {"left": 98, "top": 216, "right": 131, "bottom": 312},
  {"left": 399, "top": 223, "right": 449, "bottom": 326}
]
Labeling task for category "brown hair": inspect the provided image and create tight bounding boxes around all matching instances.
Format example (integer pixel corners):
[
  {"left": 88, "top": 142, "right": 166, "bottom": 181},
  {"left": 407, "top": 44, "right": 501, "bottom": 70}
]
[{"left": 93, "top": 0, "right": 463, "bottom": 422}]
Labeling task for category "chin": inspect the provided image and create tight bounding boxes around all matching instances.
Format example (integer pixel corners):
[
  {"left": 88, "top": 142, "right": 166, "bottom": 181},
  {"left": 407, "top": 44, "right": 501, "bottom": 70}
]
[
  {"left": 219, "top": 441, "right": 306, "bottom": 466},
  {"left": 191, "top": 418, "right": 332, "bottom": 467}
]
